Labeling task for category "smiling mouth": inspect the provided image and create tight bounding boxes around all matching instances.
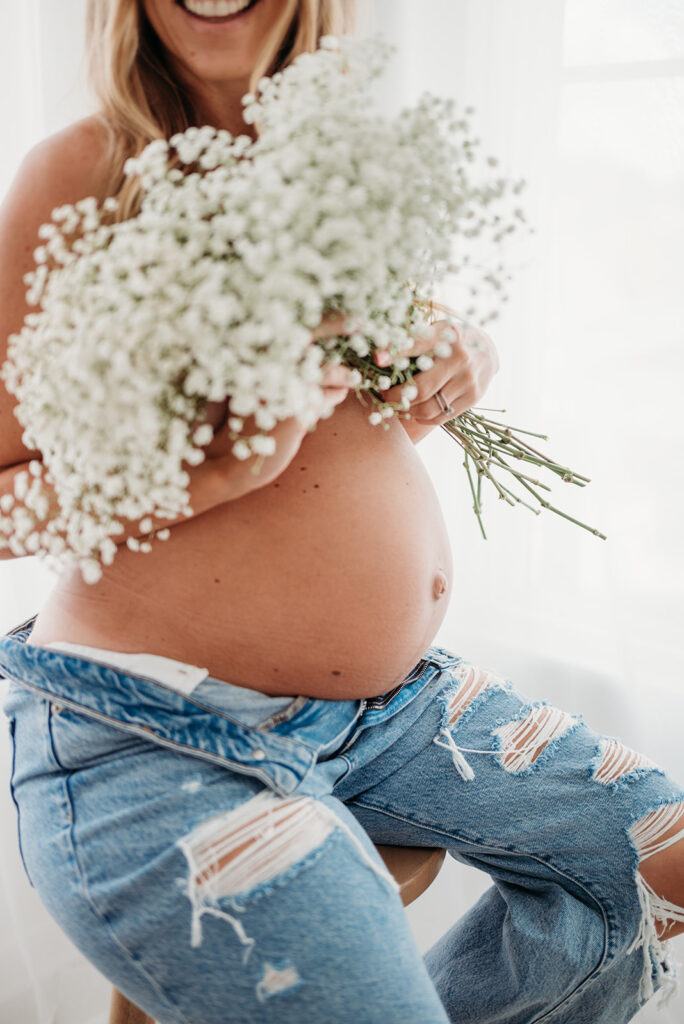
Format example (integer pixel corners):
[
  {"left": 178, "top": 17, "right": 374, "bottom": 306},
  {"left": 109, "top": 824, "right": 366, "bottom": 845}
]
[{"left": 176, "top": 0, "right": 262, "bottom": 22}]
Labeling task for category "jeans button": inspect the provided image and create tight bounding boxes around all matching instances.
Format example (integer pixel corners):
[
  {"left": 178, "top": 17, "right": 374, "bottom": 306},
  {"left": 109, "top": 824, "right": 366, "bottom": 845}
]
[{"left": 252, "top": 748, "right": 266, "bottom": 761}]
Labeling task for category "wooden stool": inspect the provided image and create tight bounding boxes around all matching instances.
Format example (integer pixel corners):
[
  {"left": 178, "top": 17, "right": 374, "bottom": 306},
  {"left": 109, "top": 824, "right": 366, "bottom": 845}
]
[{"left": 109, "top": 844, "right": 445, "bottom": 1024}]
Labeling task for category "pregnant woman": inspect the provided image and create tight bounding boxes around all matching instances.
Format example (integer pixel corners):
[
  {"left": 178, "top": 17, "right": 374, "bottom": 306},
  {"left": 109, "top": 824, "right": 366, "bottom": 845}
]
[{"left": 1, "top": 2, "right": 683, "bottom": 1021}]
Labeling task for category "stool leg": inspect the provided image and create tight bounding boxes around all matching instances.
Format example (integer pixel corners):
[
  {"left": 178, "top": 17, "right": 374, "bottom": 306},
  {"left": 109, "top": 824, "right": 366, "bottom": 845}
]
[{"left": 109, "top": 988, "right": 156, "bottom": 1024}]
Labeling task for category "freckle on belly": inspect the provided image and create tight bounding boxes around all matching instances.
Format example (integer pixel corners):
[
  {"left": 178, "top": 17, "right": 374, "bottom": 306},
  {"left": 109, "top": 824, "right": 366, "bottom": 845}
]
[{"left": 433, "top": 571, "right": 448, "bottom": 599}]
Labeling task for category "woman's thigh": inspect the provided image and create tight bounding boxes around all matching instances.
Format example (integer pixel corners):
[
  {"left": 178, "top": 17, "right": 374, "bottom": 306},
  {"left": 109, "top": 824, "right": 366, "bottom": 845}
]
[
  {"left": 11, "top": 697, "right": 449, "bottom": 1024},
  {"left": 334, "top": 652, "right": 684, "bottom": 1020}
]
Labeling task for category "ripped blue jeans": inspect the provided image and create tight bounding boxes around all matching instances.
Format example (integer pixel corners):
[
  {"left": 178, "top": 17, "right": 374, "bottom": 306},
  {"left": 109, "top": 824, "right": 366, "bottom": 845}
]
[{"left": 2, "top": 613, "right": 684, "bottom": 1024}]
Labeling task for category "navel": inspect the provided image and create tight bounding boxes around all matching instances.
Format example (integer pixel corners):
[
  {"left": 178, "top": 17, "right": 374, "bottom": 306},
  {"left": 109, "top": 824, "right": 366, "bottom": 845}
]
[{"left": 432, "top": 571, "right": 449, "bottom": 600}]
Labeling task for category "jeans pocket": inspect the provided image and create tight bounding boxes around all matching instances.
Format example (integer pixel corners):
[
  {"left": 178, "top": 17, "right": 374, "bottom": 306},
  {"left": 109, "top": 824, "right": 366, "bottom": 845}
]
[
  {"left": 48, "top": 704, "right": 150, "bottom": 771},
  {"left": 6, "top": 714, "right": 36, "bottom": 888},
  {"left": 253, "top": 696, "right": 314, "bottom": 732}
]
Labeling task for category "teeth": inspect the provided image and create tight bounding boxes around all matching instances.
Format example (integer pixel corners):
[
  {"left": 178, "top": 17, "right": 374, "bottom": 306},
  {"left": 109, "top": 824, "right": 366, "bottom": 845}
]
[{"left": 184, "top": 0, "right": 253, "bottom": 17}]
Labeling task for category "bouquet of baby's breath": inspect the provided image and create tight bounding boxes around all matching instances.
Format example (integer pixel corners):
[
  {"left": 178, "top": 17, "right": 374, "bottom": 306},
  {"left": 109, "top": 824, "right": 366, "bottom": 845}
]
[{"left": 0, "top": 35, "right": 601, "bottom": 585}]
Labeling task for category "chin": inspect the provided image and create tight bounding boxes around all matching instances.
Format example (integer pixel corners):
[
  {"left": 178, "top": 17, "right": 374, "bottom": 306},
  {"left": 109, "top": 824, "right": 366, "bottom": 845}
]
[
  {"left": 138, "top": 0, "right": 290, "bottom": 135},
  {"left": 142, "top": 0, "right": 277, "bottom": 91}
]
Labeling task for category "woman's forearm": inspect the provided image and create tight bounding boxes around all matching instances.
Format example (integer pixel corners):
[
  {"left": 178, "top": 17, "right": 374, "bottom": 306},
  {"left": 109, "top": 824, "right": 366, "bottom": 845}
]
[{"left": 0, "top": 455, "right": 231, "bottom": 561}]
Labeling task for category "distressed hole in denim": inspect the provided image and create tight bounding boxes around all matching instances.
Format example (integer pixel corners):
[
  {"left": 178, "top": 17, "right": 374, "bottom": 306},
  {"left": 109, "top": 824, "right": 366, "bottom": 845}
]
[
  {"left": 256, "top": 959, "right": 302, "bottom": 1003},
  {"left": 627, "top": 800, "right": 684, "bottom": 1008},
  {"left": 592, "top": 738, "right": 661, "bottom": 787},
  {"left": 444, "top": 662, "right": 510, "bottom": 726},
  {"left": 177, "top": 790, "right": 398, "bottom": 954},
  {"left": 493, "top": 704, "right": 577, "bottom": 773},
  {"left": 182, "top": 779, "right": 203, "bottom": 794}
]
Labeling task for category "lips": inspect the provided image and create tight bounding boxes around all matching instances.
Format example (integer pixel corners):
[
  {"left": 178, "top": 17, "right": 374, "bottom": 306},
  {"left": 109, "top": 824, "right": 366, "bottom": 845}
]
[{"left": 177, "top": 0, "right": 259, "bottom": 22}]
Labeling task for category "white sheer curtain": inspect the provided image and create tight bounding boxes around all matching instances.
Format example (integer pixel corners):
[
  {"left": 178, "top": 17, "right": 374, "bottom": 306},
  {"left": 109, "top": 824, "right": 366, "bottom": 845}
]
[{"left": 1, "top": 2, "right": 682, "bottom": 1021}]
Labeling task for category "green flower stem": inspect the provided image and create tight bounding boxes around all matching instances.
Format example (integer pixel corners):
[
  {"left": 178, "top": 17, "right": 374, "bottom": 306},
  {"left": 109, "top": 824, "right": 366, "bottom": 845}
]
[
  {"left": 463, "top": 452, "right": 487, "bottom": 539},
  {"left": 462, "top": 415, "right": 588, "bottom": 485},
  {"left": 516, "top": 477, "right": 607, "bottom": 539},
  {"left": 329, "top": 341, "right": 605, "bottom": 541},
  {"left": 481, "top": 423, "right": 589, "bottom": 484},
  {"left": 441, "top": 414, "right": 606, "bottom": 539},
  {"left": 468, "top": 413, "right": 550, "bottom": 441},
  {"left": 451, "top": 426, "right": 514, "bottom": 505},
  {"left": 479, "top": 449, "right": 554, "bottom": 492},
  {"left": 452, "top": 423, "right": 554, "bottom": 490},
  {"left": 494, "top": 479, "right": 542, "bottom": 516}
]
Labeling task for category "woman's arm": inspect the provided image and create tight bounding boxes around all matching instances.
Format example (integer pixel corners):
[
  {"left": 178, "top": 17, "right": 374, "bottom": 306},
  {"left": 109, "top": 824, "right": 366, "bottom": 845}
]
[
  {"left": 0, "top": 124, "right": 357, "bottom": 561},
  {"left": 0, "top": 117, "right": 112, "bottom": 471},
  {"left": 0, "top": 455, "right": 230, "bottom": 561}
]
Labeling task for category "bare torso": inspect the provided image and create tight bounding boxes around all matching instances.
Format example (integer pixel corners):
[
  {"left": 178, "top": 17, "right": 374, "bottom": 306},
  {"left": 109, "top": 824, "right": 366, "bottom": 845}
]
[{"left": 27, "top": 392, "right": 453, "bottom": 699}]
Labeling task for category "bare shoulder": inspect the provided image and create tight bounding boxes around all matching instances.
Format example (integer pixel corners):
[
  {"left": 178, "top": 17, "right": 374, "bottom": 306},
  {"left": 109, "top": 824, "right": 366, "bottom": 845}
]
[
  {"left": 3, "top": 115, "right": 113, "bottom": 220},
  {"left": 0, "top": 113, "right": 113, "bottom": 276},
  {"left": 0, "top": 115, "right": 114, "bottom": 470}
]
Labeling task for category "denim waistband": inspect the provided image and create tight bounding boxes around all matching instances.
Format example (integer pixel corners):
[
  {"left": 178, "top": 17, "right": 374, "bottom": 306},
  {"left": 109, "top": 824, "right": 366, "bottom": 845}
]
[
  {"left": 0, "top": 614, "right": 439, "bottom": 798},
  {"left": 42, "top": 639, "right": 296, "bottom": 728},
  {"left": 0, "top": 615, "right": 361, "bottom": 797}
]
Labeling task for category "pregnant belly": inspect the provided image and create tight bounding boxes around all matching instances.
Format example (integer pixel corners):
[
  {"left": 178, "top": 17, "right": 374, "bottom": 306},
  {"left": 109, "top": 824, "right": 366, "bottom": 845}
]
[{"left": 27, "top": 395, "right": 453, "bottom": 699}]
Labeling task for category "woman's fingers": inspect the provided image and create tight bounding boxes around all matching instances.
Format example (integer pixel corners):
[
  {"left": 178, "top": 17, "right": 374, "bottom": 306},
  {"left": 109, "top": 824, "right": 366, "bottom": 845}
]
[
  {"left": 320, "top": 364, "right": 359, "bottom": 388},
  {"left": 403, "top": 320, "right": 459, "bottom": 358},
  {"left": 311, "top": 313, "right": 358, "bottom": 341},
  {"left": 373, "top": 319, "right": 461, "bottom": 367},
  {"left": 319, "top": 363, "right": 360, "bottom": 406},
  {"left": 312, "top": 314, "right": 359, "bottom": 409},
  {"left": 308, "top": 313, "right": 489, "bottom": 422},
  {"left": 381, "top": 319, "right": 497, "bottom": 422},
  {"left": 409, "top": 379, "right": 478, "bottom": 423}
]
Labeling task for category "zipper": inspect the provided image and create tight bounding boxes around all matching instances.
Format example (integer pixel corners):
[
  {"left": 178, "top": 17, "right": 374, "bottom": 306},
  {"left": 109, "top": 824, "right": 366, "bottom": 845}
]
[
  {"left": 3, "top": 613, "right": 40, "bottom": 638},
  {"left": 364, "top": 659, "right": 430, "bottom": 710}
]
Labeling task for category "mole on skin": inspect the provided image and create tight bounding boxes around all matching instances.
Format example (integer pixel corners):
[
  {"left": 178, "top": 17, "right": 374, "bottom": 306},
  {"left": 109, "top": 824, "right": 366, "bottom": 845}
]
[{"left": 29, "top": 389, "right": 454, "bottom": 699}]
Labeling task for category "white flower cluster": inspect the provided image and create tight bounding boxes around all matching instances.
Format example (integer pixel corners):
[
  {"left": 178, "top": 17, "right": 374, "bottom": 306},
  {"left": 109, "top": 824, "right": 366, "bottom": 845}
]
[{"left": 0, "top": 35, "right": 525, "bottom": 584}]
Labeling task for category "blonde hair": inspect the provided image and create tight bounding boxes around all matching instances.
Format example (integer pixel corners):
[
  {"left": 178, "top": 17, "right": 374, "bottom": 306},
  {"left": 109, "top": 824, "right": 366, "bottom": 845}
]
[{"left": 85, "top": 0, "right": 356, "bottom": 220}]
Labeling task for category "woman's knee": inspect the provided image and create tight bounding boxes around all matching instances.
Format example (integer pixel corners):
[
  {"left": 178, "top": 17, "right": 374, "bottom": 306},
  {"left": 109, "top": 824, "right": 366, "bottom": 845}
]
[{"left": 629, "top": 799, "right": 684, "bottom": 939}]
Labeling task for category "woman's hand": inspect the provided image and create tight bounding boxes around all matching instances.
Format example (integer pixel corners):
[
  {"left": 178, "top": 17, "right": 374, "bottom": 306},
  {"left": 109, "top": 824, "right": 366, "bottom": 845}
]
[{"left": 378, "top": 319, "right": 499, "bottom": 425}]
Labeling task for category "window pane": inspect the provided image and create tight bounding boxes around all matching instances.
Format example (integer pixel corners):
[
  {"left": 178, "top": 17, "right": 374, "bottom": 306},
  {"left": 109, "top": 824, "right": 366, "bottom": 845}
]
[
  {"left": 558, "top": 75, "right": 684, "bottom": 180},
  {"left": 552, "top": 76, "right": 684, "bottom": 610},
  {"left": 564, "top": 0, "right": 684, "bottom": 66}
]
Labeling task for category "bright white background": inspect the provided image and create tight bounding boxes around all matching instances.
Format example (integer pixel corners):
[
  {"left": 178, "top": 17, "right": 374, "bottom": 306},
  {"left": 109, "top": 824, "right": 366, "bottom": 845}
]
[{"left": 1, "top": 1, "right": 682, "bottom": 1021}]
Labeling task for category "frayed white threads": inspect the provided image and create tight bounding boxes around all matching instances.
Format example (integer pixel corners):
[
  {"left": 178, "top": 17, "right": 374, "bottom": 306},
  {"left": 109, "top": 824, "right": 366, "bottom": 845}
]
[
  {"left": 627, "top": 801, "right": 684, "bottom": 1007},
  {"left": 627, "top": 872, "right": 681, "bottom": 1007},
  {"left": 443, "top": 662, "right": 509, "bottom": 726},
  {"left": 190, "top": 904, "right": 255, "bottom": 962},
  {"left": 592, "top": 738, "right": 661, "bottom": 786},
  {"left": 493, "top": 705, "right": 577, "bottom": 774},
  {"left": 433, "top": 729, "right": 476, "bottom": 781},
  {"left": 177, "top": 790, "right": 398, "bottom": 950},
  {"left": 433, "top": 704, "right": 577, "bottom": 781},
  {"left": 630, "top": 802, "right": 684, "bottom": 861}
]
